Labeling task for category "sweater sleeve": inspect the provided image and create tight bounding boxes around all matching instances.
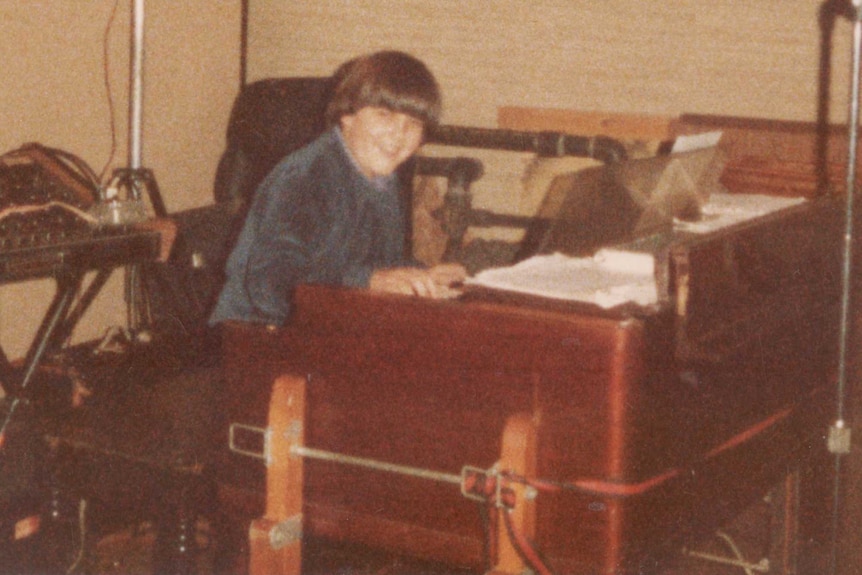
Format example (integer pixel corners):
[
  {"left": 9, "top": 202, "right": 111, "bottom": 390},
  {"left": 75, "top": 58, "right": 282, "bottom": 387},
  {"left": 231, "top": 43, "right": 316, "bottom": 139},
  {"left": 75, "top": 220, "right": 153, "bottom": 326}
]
[
  {"left": 340, "top": 263, "right": 374, "bottom": 288},
  {"left": 242, "top": 168, "right": 319, "bottom": 323}
]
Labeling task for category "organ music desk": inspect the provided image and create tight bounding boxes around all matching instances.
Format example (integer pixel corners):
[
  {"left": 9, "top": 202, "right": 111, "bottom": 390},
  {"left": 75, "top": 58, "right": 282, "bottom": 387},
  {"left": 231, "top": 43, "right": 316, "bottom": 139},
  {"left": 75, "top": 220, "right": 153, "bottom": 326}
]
[{"left": 221, "top": 195, "right": 843, "bottom": 575}]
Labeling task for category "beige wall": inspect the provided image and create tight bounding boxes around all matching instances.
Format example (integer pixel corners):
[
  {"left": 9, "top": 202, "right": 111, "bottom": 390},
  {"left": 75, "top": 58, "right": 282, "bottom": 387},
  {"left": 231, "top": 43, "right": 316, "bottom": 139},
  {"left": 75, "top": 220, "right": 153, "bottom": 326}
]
[
  {"left": 248, "top": 0, "right": 855, "bottom": 126},
  {"left": 0, "top": 1, "right": 241, "bottom": 360}
]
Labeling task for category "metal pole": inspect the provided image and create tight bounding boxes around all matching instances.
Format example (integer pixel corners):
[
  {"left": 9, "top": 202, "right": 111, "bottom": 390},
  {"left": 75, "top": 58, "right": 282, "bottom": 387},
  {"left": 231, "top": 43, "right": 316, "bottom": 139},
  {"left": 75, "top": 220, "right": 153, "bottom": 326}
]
[
  {"left": 830, "top": 3, "right": 862, "bottom": 574},
  {"left": 129, "top": 0, "right": 145, "bottom": 182},
  {"left": 124, "top": 0, "right": 149, "bottom": 335},
  {"left": 290, "top": 446, "right": 464, "bottom": 486},
  {"left": 837, "top": 0, "right": 862, "bottom": 432}
]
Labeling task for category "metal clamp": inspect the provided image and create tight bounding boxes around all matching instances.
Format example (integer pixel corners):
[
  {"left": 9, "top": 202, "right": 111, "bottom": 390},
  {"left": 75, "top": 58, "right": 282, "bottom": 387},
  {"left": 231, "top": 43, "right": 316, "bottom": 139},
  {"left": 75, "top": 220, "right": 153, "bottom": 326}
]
[{"left": 460, "top": 464, "right": 501, "bottom": 503}]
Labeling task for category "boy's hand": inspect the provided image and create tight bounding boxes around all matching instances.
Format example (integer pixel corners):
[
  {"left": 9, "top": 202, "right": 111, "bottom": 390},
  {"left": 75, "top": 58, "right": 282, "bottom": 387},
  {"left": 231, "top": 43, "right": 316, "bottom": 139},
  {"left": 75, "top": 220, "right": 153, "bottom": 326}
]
[{"left": 369, "top": 263, "right": 467, "bottom": 299}]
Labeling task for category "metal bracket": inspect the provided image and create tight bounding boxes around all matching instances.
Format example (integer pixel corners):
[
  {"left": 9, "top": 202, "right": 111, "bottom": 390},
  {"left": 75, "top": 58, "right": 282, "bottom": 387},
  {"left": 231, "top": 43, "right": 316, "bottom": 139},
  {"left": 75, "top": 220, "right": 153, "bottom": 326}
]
[
  {"left": 828, "top": 420, "right": 852, "bottom": 455},
  {"left": 228, "top": 420, "right": 304, "bottom": 466},
  {"left": 228, "top": 422, "right": 271, "bottom": 464},
  {"left": 269, "top": 514, "right": 303, "bottom": 550}
]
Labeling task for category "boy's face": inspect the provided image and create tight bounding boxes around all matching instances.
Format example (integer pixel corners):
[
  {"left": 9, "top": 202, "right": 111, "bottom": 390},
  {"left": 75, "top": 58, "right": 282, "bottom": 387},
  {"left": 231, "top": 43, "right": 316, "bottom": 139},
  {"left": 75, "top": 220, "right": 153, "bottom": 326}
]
[{"left": 340, "top": 106, "right": 424, "bottom": 179}]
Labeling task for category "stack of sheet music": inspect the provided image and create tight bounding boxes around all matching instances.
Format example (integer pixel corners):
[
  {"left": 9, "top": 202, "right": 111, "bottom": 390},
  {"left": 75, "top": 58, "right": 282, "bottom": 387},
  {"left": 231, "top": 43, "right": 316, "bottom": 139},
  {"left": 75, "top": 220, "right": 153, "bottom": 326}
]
[{"left": 466, "top": 192, "right": 807, "bottom": 308}]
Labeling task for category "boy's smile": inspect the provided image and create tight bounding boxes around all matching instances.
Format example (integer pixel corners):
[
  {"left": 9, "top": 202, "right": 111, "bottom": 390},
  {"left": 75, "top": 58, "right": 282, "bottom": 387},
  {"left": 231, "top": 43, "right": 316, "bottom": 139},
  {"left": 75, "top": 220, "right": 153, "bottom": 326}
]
[{"left": 340, "top": 106, "right": 424, "bottom": 179}]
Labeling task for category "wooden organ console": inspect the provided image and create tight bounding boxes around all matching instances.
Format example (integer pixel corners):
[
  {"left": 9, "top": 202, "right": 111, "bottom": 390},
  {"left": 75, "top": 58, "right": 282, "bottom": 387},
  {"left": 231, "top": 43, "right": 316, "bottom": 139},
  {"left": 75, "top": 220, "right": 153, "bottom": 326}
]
[{"left": 219, "top": 188, "right": 843, "bottom": 574}]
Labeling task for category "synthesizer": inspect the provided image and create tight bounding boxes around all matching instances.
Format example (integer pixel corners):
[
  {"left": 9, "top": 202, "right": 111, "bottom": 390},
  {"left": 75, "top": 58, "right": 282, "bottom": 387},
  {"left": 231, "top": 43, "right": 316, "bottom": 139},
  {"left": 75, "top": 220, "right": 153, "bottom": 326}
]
[{"left": 0, "top": 144, "right": 160, "bottom": 283}]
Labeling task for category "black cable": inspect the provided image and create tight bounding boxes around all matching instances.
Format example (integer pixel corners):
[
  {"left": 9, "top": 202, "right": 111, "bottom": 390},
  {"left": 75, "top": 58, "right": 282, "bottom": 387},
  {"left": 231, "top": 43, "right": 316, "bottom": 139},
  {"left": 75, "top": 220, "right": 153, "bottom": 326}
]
[
  {"left": 477, "top": 501, "right": 495, "bottom": 573},
  {"left": 500, "top": 506, "right": 556, "bottom": 575},
  {"left": 38, "top": 145, "right": 101, "bottom": 190}
]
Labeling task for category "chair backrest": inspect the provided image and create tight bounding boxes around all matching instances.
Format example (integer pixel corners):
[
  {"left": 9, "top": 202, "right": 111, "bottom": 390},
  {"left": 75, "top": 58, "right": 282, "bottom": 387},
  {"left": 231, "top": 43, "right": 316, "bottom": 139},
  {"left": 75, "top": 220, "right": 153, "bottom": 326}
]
[
  {"left": 145, "top": 77, "right": 335, "bottom": 353},
  {"left": 213, "top": 77, "right": 334, "bottom": 211}
]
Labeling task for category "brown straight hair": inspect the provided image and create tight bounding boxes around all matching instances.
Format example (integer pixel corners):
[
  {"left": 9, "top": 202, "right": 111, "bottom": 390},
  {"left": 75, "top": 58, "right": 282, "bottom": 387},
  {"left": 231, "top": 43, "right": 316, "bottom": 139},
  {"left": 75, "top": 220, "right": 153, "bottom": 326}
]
[{"left": 325, "top": 51, "right": 442, "bottom": 129}]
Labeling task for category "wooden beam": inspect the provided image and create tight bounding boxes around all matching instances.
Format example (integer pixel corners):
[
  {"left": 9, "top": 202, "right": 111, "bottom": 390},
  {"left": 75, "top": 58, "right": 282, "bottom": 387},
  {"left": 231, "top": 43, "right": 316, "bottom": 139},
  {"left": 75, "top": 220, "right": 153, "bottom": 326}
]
[{"left": 498, "top": 106, "right": 677, "bottom": 141}]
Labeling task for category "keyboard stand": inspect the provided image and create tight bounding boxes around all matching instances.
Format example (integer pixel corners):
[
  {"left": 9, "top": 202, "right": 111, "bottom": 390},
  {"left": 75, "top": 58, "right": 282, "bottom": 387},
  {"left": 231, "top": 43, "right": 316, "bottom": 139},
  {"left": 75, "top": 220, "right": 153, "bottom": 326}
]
[
  {"left": 0, "top": 227, "right": 161, "bottom": 446},
  {"left": 0, "top": 268, "right": 88, "bottom": 443}
]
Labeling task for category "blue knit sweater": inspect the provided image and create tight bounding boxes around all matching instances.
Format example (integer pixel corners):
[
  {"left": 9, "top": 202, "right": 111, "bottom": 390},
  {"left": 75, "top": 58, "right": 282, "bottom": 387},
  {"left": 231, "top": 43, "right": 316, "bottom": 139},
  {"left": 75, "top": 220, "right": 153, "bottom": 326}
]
[{"left": 209, "top": 127, "right": 412, "bottom": 326}]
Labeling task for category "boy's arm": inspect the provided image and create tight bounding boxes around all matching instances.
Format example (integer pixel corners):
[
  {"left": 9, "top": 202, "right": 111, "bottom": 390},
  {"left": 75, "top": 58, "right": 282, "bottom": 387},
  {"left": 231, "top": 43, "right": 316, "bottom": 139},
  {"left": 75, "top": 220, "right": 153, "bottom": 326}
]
[{"left": 242, "top": 176, "right": 316, "bottom": 324}]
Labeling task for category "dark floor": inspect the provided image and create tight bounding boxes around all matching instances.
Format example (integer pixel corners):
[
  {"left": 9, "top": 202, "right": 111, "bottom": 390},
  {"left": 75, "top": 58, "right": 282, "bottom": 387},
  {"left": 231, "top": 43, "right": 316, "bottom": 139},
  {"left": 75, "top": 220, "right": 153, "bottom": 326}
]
[
  {"left": 1, "top": 486, "right": 835, "bottom": 575},
  {"left": 81, "top": 524, "right": 817, "bottom": 575}
]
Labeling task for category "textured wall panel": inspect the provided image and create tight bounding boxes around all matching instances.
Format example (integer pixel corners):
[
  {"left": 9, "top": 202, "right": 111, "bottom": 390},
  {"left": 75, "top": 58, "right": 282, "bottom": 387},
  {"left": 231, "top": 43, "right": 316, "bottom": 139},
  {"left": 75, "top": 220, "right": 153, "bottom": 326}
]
[{"left": 248, "top": 0, "right": 852, "bottom": 126}]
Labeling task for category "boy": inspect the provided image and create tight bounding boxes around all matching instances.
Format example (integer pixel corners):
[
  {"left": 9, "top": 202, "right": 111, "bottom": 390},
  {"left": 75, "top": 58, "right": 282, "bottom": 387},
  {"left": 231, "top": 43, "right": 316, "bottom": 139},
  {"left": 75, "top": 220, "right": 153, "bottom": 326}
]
[{"left": 209, "top": 51, "right": 466, "bottom": 327}]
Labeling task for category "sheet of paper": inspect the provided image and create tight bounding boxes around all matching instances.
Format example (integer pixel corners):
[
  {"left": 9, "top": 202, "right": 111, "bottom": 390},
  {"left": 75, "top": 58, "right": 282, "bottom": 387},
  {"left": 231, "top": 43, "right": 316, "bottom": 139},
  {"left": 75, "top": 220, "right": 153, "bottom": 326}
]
[
  {"left": 465, "top": 192, "right": 807, "bottom": 308},
  {"left": 465, "top": 249, "right": 657, "bottom": 309},
  {"left": 673, "top": 192, "right": 806, "bottom": 234},
  {"left": 671, "top": 131, "right": 723, "bottom": 154}
]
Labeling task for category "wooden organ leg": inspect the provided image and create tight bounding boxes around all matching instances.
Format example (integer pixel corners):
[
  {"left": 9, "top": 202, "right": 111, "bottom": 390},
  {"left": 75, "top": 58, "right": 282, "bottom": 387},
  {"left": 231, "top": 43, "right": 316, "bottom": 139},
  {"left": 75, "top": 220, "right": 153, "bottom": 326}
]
[
  {"left": 245, "top": 377, "right": 542, "bottom": 575},
  {"left": 248, "top": 375, "right": 306, "bottom": 575},
  {"left": 488, "top": 413, "right": 540, "bottom": 575}
]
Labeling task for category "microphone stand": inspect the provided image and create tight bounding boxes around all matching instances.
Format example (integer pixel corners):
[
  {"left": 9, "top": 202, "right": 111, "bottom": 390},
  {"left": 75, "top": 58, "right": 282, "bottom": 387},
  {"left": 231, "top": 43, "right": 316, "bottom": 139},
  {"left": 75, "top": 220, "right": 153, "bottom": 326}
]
[
  {"left": 829, "top": 1, "right": 862, "bottom": 573},
  {"left": 114, "top": 0, "right": 167, "bottom": 340}
]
